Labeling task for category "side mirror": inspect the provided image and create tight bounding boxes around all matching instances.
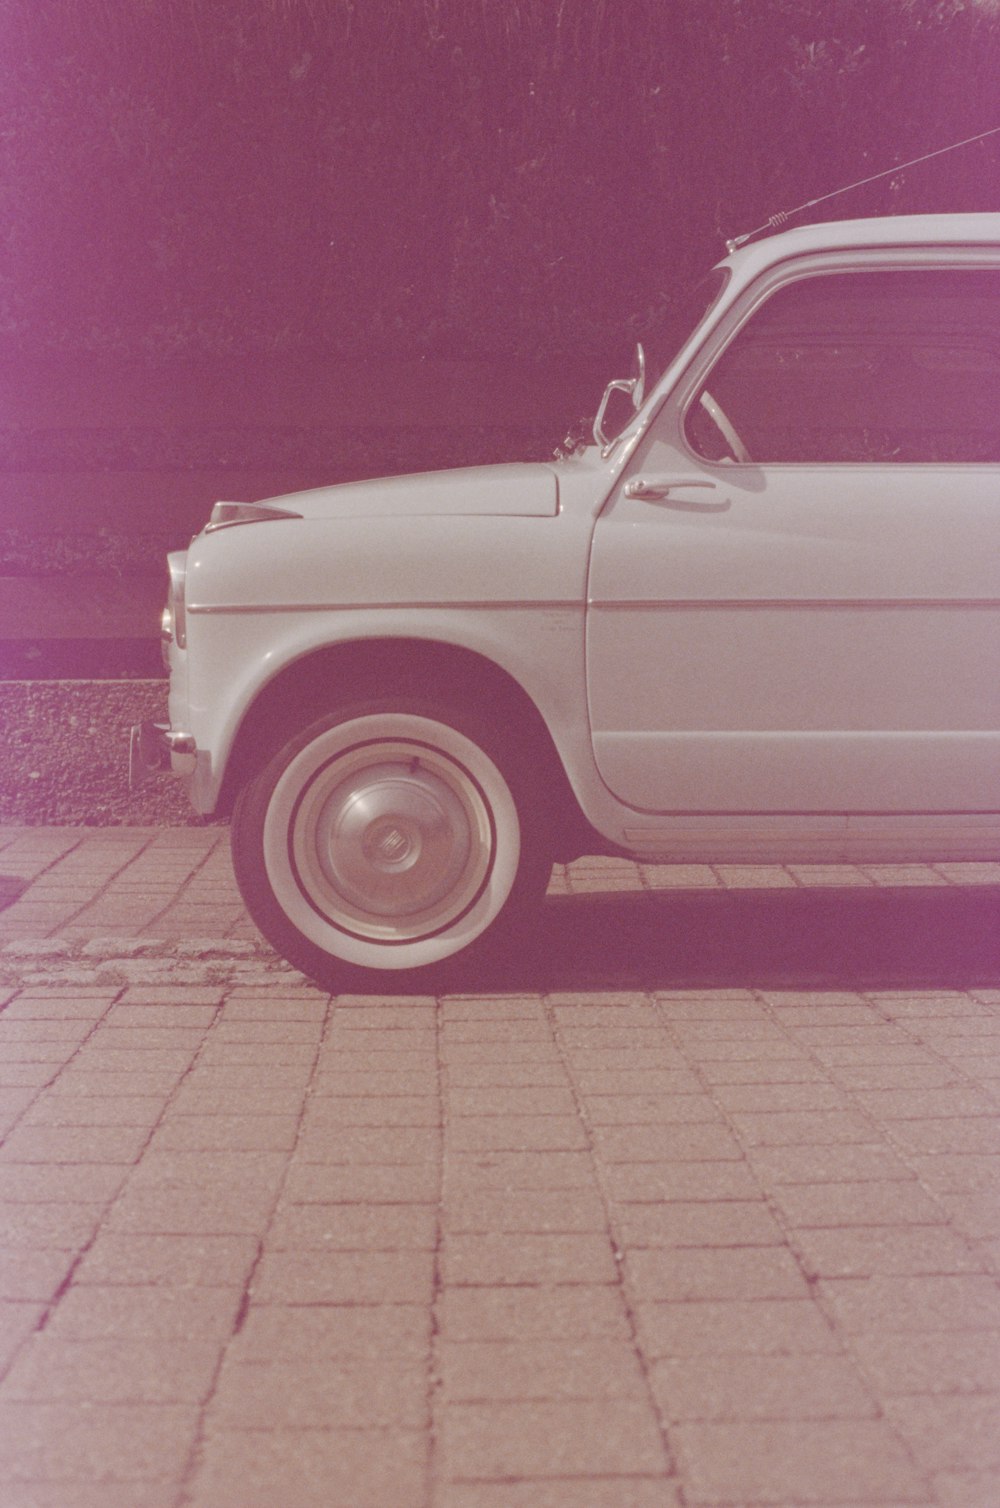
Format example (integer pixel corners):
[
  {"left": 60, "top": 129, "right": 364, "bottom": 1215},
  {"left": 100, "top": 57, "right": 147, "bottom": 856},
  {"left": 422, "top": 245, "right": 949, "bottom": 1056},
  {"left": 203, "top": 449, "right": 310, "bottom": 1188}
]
[
  {"left": 631, "top": 341, "right": 646, "bottom": 409},
  {"left": 593, "top": 342, "right": 646, "bottom": 449}
]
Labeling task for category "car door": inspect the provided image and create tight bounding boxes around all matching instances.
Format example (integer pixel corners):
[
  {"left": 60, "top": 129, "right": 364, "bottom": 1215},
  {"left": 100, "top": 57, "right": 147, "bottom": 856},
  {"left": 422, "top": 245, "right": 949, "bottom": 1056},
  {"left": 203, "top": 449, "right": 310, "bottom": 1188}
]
[{"left": 586, "top": 255, "right": 1000, "bottom": 814}]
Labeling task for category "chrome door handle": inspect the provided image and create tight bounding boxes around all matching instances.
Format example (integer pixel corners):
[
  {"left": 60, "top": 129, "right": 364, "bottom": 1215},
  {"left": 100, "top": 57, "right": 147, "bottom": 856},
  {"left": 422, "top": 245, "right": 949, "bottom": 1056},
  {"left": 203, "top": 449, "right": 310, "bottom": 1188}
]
[{"left": 624, "top": 477, "right": 728, "bottom": 509}]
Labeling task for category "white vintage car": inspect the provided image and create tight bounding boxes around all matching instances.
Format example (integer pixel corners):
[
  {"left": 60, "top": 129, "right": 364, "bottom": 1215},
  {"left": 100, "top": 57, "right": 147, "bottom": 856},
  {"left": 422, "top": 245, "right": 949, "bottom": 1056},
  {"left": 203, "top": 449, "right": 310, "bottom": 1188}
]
[{"left": 133, "top": 213, "right": 1000, "bottom": 987}]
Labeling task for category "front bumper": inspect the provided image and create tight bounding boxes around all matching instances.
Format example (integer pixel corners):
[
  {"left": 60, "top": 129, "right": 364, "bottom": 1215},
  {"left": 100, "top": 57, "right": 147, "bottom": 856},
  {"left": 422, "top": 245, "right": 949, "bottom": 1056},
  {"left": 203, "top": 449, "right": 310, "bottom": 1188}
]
[{"left": 128, "top": 721, "right": 197, "bottom": 790}]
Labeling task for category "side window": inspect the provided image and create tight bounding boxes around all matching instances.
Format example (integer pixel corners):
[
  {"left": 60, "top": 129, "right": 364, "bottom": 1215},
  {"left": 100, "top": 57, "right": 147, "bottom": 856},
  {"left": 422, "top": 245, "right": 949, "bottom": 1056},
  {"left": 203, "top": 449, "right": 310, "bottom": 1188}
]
[{"left": 684, "top": 268, "right": 1000, "bottom": 464}]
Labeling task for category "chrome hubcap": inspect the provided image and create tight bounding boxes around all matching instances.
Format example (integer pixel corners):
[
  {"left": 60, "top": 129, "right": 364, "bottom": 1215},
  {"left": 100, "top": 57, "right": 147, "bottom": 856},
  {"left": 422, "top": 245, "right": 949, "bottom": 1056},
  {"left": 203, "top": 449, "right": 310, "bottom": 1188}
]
[{"left": 290, "top": 743, "right": 493, "bottom": 941}]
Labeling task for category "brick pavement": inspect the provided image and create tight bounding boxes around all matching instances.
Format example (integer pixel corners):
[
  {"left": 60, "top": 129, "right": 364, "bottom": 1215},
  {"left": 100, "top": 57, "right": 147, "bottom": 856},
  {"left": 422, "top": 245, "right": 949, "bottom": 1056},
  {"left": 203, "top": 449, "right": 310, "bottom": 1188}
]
[{"left": 0, "top": 825, "right": 998, "bottom": 1505}]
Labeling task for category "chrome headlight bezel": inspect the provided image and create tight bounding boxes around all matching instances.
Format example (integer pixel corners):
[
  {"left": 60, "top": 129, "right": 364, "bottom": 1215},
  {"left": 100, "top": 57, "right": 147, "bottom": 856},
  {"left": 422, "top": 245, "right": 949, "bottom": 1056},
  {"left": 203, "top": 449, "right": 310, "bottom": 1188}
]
[{"left": 162, "top": 551, "right": 188, "bottom": 658}]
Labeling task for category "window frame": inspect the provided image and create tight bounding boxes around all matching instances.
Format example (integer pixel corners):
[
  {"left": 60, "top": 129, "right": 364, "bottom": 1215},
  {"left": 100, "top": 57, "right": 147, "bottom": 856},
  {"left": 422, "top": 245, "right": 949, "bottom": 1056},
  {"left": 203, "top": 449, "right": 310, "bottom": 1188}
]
[{"left": 668, "top": 247, "right": 1000, "bottom": 470}]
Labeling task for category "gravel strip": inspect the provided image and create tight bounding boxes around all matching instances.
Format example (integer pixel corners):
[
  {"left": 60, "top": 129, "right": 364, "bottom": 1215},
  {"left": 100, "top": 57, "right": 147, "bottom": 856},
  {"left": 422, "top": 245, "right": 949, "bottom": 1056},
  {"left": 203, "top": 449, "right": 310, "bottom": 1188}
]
[{"left": 0, "top": 680, "right": 206, "bottom": 826}]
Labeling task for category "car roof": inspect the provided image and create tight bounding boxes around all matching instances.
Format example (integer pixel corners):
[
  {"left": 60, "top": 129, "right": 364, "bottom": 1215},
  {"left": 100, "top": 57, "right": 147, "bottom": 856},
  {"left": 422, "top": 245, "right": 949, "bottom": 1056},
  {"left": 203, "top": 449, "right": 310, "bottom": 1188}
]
[{"left": 722, "top": 212, "right": 1000, "bottom": 280}]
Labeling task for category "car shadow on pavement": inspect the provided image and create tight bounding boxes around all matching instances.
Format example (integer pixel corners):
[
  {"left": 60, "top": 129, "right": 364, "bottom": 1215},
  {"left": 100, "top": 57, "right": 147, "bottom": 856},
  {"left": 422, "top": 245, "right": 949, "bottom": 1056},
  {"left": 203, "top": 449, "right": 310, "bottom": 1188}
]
[{"left": 458, "top": 883, "right": 1000, "bottom": 994}]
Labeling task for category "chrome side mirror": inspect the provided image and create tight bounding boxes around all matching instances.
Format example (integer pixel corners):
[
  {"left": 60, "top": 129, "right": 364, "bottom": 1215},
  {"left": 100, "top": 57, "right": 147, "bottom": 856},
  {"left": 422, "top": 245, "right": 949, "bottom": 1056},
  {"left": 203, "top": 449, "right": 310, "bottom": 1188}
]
[{"left": 593, "top": 342, "right": 646, "bottom": 449}]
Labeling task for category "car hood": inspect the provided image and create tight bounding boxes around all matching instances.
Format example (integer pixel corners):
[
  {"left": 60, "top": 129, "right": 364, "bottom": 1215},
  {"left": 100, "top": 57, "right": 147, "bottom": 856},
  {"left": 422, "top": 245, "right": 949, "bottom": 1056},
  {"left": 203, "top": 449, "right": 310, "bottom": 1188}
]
[{"left": 262, "top": 461, "right": 559, "bottom": 519}]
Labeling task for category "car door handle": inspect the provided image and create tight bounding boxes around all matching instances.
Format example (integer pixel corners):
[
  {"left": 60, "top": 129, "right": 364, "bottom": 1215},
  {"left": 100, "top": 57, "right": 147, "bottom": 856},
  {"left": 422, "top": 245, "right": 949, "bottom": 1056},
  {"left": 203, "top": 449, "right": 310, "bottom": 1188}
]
[{"left": 623, "top": 477, "right": 730, "bottom": 510}]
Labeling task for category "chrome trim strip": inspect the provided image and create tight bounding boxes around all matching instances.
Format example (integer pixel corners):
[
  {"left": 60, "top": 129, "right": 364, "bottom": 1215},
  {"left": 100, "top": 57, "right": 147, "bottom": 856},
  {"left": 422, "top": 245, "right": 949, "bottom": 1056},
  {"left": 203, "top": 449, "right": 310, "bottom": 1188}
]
[
  {"left": 187, "top": 599, "right": 575, "bottom": 615},
  {"left": 590, "top": 598, "right": 1000, "bottom": 611},
  {"left": 188, "top": 597, "right": 1000, "bottom": 615}
]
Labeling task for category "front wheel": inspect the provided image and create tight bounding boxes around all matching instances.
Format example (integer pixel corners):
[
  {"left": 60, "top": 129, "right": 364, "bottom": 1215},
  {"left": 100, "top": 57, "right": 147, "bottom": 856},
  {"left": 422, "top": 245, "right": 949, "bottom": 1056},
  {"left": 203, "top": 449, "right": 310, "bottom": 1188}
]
[{"left": 230, "top": 700, "right": 552, "bottom": 990}]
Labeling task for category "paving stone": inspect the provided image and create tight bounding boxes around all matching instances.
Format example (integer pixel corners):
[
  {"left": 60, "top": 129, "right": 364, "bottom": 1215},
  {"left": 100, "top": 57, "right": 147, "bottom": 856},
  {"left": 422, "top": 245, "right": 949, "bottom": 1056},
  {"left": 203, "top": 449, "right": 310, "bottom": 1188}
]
[
  {"left": 229, "top": 1304, "right": 431, "bottom": 1363},
  {"left": 49, "top": 1069, "right": 186, "bottom": 1097},
  {"left": 910, "top": 1153, "right": 1000, "bottom": 1194},
  {"left": 150, "top": 1113, "right": 300, "bottom": 1152},
  {"left": 549, "top": 1004, "right": 661, "bottom": 1029},
  {"left": 445, "top": 1086, "right": 577, "bottom": 1116},
  {"left": 44, "top": 1285, "right": 244, "bottom": 1341},
  {"left": 436, "top": 1061, "right": 569, "bottom": 1089},
  {"left": 443, "top": 1189, "right": 607, "bottom": 1234},
  {"left": 770, "top": 1180, "right": 948, "bottom": 1228},
  {"left": 636, "top": 1298, "right": 841, "bottom": 1357},
  {"left": 818, "top": 1274, "right": 1000, "bottom": 1333},
  {"left": 747, "top": 1143, "right": 916, "bottom": 1185},
  {"left": 614, "top": 1199, "right": 784, "bottom": 1248},
  {"left": 571, "top": 1069, "right": 703, "bottom": 1094},
  {"left": 207, "top": 1355, "right": 428, "bottom": 1428},
  {"left": 0, "top": 1401, "right": 200, "bottom": 1482},
  {"left": 0, "top": 998, "right": 113, "bottom": 1021},
  {"left": 709, "top": 1081, "right": 849, "bottom": 1112},
  {"left": 599, "top": 1161, "right": 761, "bottom": 1203},
  {"left": 590, "top": 1124, "right": 744, "bottom": 1162},
  {"left": 0, "top": 1020, "right": 96, "bottom": 1043},
  {"left": 185, "top": 1426, "right": 427, "bottom": 1508},
  {"left": 62, "top": 1047, "right": 198, "bottom": 1074},
  {"left": 0, "top": 1336, "right": 222, "bottom": 1404},
  {"left": 439, "top": 1286, "right": 631, "bottom": 1342},
  {"left": 266, "top": 1202, "right": 437, "bottom": 1250},
  {"left": 0, "top": 1165, "right": 129, "bottom": 1203},
  {"left": 439, "top": 1339, "right": 647, "bottom": 1402},
  {"left": 250, "top": 1249, "right": 435, "bottom": 1304},
  {"left": 556, "top": 1028, "right": 677, "bottom": 1053},
  {"left": 440, "top": 1398, "right": 669, "bottom": 1480},
  {"left": 104, "top": 1184, "right": 281, "bottom": 1236},
  {"left": 296, "top": 1125, "right": 443, "bottom": 1166},
  {"left": 887, "top": 1116, "right": 1000, "bottom": 1156},
  {"left": 20, "top": 1095, "right": 167, "bottom": 1128},
  {"left": 671, "top": 1418, "right": 930, "bottom": 1503},
  {"left": 0, "top": 1480, "right": 181, "bottom": 1507},
  {"left": 72, "top": 1232, "right": 259, "bottom": 1287},
  {"left": 854, "top": 1087, "right": 1000, "bottom": 1119},
  {"left": 883, "top": 1394, "right": 1000, "bottom": 1472},
  {"left": 650, "top": 1352, "right": 877, "bottom": 1421},
  {"left": 932, "top": 1471, "right": 1000, "bottom": 1508},
  {"left": 441, "top": 996, "right": 544, "bottom": 1021},
  {"left": 0, "top": 1055, "right": 83, "bottom": 1085},
  {"left": 442, "top": 1232, "right": 618, "bottom": 1286},
  {"left": 103, "top": 1003, "right": 218, "bottom": 1027},
  {"left": 315, "top": 1047, "right": 437, "bottom": 1073},
  {"left": 434, "top": 1481, "right": 680, "bottom": 1508},
  {"left": 727, "top": 1110, "right": 878, "bottom": 1146},
  {"left": 823, "top": 1061, "right": 963, "bottom": 1090},
  {"left": 581, "top": 1093, "right": 722, "bottom": 1126},
  {"left": 444, "top": 1151, "right": 597, "bottom": 1192},
  {"left": 559, "top": 1048, "right": 688, "bottom": 1072},
  {"left": 304, "top": 1094, "right": 440, "bottom": 1127},
  {"left": 324, "top": 1026, "right": 435, "bottom": 1054},
  {"left": 794, "top": 1226, "right": 985, "bottom": 1279},
  {"left": 626, "top": 1247, "right": 811, "bottom": 1303},
  {"left": 849, "top": 1329, "right": 1000, "bottom": 1395},
  {"left": 0, "top": 1201, "right": 105, "bottom": 1251},
  {"left": 447, "top": 1116, "right": 587, "bottom": 1153},
  {"left": 0, "top": 1125, "right": 152, "bottom": 1164}
]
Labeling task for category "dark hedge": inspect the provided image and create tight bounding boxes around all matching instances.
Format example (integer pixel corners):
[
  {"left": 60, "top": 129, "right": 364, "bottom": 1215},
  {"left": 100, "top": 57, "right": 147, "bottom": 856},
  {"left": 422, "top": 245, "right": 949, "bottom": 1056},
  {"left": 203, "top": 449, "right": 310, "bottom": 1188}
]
[{"left": 4, "top": 0, "right": 999, "bottom": 367}]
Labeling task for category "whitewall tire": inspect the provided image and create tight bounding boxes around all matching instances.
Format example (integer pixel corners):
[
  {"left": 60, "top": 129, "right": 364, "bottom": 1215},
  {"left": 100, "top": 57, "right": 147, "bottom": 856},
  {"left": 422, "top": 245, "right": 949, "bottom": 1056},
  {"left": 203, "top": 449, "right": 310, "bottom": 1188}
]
[{"left": 231, "top": 701, "right": 551, "bottom": 989}]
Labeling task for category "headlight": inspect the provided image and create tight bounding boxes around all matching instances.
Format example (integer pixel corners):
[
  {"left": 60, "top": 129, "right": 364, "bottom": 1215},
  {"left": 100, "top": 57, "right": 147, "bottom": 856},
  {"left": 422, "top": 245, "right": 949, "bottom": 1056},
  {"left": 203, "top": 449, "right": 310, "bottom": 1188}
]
[{"left": 162, "top": 552, "right": 188, "bottom": 656}]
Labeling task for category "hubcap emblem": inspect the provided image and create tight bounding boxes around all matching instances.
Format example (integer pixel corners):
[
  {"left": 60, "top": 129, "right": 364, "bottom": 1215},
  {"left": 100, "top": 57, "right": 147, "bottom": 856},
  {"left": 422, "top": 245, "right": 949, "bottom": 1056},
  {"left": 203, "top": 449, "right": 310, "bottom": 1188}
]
[{"left": 365, "top": 822, "right": 413, "bottom": 868}]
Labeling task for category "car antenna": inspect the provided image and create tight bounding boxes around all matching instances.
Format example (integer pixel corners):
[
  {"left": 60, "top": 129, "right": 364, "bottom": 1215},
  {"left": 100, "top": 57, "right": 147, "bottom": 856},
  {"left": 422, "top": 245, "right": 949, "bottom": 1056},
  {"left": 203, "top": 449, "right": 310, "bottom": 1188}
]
[{"left": 725, "top": 123, "right": 1000, "bottom": 255}]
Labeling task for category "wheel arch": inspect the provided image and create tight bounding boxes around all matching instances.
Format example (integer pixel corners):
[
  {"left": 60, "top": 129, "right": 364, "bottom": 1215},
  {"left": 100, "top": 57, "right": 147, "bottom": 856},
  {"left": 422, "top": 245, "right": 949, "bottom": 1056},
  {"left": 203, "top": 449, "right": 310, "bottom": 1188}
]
[{"left": 216, "top": 636, "right": 591, "bottom": 859}]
